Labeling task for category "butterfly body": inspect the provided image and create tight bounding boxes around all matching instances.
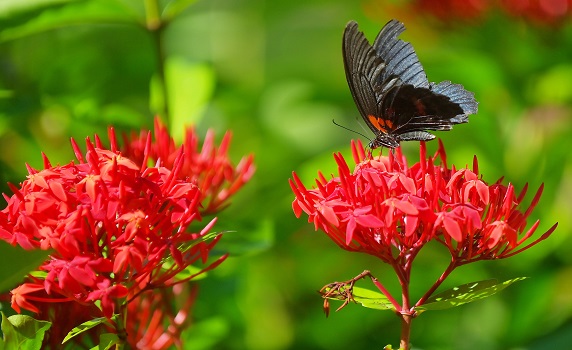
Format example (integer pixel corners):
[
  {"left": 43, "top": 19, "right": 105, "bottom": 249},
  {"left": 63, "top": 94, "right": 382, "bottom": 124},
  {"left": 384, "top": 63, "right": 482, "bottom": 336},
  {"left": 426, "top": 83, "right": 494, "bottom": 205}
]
[{"left": 343, "top": 20, "right": 478, "bottom": 149}]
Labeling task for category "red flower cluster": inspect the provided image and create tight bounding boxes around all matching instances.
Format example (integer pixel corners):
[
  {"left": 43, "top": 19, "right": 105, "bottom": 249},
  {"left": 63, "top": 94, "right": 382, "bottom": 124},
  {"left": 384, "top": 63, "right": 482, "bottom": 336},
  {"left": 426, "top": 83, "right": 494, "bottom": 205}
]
[
  {"left": 415, "top": 0, "right": 489, "bottom": 21},
  {"left": 0, "top": 118, "right": 254, "bottom": 348},
  {"left": 501, "top": 0, "right": 572, "bottom": 24},
  {"left": 409, "top": 0, "right": 572, "bottom": 24},
  {"left": 122, "top": 118, "right": 255, "bottom": 214},
  {"left": 290, "top": 140, "right": 556, "bottom": 266}
]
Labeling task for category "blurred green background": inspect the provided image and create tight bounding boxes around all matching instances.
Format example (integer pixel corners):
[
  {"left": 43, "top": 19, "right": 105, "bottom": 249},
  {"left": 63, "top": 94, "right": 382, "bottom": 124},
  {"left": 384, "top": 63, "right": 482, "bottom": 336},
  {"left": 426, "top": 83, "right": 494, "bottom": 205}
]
[{"left": 1, "top": 0, "right": 572, "bottom": 349}]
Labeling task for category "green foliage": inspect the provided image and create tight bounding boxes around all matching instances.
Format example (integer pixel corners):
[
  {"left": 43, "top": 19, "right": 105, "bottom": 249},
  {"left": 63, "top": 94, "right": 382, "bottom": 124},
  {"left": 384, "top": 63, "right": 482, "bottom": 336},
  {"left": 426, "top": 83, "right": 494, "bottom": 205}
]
[
  {"left": 96, "top": 333, "right": 121, "bottom": 350},
  {"left": 62, "top": 317, "right": 113, "bottom": 344},
  {"left": 0, "top": 312, "right": 51, "bottom": 350},
  {"left": 418, "top": 277, "right": 528, "bottom": 312},
  {"left": 323, "top": 286, "right": 395, "bottom": 311}
]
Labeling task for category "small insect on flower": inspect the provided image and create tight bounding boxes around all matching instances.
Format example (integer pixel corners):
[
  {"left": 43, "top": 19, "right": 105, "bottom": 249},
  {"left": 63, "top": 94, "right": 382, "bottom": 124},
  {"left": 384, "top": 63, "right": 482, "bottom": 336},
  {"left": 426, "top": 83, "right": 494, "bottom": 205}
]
[{"left": 343, "top": 20, "right": 478, "bottom": 149}]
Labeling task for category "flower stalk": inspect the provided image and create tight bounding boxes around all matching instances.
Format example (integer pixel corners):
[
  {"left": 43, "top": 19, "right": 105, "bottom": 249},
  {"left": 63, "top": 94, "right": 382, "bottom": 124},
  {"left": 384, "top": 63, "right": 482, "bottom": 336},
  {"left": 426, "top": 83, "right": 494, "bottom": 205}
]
[{"left": 291, "top": 140, "right": 557, "bottom": 349}]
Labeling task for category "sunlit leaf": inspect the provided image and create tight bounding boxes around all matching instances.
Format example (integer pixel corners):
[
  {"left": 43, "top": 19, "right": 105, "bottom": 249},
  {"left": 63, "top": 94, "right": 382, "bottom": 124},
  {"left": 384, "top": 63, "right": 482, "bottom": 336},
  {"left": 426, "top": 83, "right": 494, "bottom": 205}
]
[
  {"left": 322, "top": 286, "right": 394, "bottom": 311},
  {"left": 178, "top": 231, "right": 223, "bottom": 252},
  {"left": 169, "top": 263, "right": 206, "bottom": 281},
  {"left": 160, "top": 231, "right": 226, "bottom": 281},
  {"left": 352, "top": 286, "right": 395, "bottom": 310},
  {"left": 417, "top": 277, "right": 528, "bottom": 312},
  {"left": 0, "top": 0, "right": 73, "bottom": 18},
  {"left": 0, "top": 312, "right": 51, "bottom": 350},
  {"left": 155, "top": 58, "right": 215, "bottom": 138}
]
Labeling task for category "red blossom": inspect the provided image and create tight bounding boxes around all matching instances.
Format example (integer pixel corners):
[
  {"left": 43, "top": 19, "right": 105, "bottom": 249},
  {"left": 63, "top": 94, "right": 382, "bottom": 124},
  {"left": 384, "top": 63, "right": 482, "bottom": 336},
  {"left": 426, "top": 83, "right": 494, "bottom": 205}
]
[
  {"left": 125, "top": 284, "right": 198, "bottom": 350},
  {"left": 290, "top": 140, "right": 557, "bottom": 267},
  {"left": 10, "top": 283, "right": 50, "bottom": 314},
  {"left": 414, "top": 0, "right": 489, "bottom": 21},
  {"left": 0, "top": 120, "right": 254, "bottom": 348},
  {"left": 402, "top": 0, "right": 572, "bottom": 25},
  {"left": 501, "top": 0, "right": 572, "bottom": 24},
  {"left": 122, "top": 117, "right": 256, "bottom": 214}
]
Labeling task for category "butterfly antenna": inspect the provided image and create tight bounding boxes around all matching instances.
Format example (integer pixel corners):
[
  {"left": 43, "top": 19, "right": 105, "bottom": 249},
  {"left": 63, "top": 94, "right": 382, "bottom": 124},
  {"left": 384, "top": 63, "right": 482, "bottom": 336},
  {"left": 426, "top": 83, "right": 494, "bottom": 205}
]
[{"left": 332, "top": 119, "right": 372, "bottom": 142}]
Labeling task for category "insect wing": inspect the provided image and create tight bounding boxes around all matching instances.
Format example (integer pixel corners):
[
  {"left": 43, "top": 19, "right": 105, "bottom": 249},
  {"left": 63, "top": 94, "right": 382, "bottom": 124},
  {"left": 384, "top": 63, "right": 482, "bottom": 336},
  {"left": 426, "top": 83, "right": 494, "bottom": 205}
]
[
  {"left": 373, "top": 19, "right": 429, "bottom": 89},
  {"left": 429, "top": 81, "right": 478, "bottom": 121},
  {"left": 343, "top": 21, "right": 387, "bottom": 135}
]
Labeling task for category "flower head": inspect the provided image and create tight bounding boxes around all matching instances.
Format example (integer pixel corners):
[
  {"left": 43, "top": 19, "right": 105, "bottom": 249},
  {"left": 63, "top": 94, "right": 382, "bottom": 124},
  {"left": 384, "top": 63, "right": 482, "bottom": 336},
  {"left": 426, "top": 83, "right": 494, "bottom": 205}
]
[
  {"left": 0, "top": 120, "right": 254, "bottom": 348},
  {"left": 290, "top": 140, "right": 557, "bottom": 266},
  {"left": 121, "top": 118, "right": 255, "bottom": 214}
]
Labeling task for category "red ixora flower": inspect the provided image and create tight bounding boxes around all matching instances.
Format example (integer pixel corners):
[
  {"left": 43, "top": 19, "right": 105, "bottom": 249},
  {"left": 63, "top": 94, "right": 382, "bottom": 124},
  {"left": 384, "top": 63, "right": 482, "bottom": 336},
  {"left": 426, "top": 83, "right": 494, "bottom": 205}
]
[
  {"left": 122, "top": 118, "right": 255, "bottom": 214},
  {"left": 290, "top": 140, "right": 557, "bottom": 267},
  {"left": 0, "top": 120, "right": 254, "bottom": 348},
  {"left": 414, "top": 0, "right": 489, "bottom": 21}
]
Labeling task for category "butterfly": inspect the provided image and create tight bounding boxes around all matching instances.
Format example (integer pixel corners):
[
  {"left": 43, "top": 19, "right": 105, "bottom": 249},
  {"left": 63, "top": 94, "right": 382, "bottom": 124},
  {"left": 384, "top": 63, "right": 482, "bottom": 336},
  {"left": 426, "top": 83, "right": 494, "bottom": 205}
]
[{"left": 342, "top": 20, "right": 478, "bottom": 149}]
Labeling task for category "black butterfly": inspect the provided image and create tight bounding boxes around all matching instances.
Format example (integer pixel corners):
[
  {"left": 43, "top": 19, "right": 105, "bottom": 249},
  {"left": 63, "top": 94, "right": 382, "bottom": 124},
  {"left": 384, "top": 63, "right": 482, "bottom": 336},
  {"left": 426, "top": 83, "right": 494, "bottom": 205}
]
[{"left": 342, "top": 20, "right": 478, "bottom": 149}]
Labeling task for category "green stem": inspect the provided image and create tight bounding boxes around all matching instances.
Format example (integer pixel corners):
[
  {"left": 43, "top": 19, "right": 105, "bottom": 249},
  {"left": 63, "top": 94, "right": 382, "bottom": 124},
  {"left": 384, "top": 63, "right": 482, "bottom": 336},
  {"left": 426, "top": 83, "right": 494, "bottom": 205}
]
[
  {"left": 144, "top": 0, "right": 161, "bottom": 30},
  {"left": 144, "top": 0, "right": 170, "bottom": 121},
  {"left": 114, "top": 300, "right": 129, "bottom": 349}
]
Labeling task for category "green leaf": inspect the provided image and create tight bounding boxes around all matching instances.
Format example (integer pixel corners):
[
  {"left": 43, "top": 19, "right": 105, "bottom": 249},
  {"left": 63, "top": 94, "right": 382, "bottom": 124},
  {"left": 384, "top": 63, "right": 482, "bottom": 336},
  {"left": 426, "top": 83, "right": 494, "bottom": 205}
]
[
  {"left": 351, "top": 287, "right": 394, "bottom": 311},
  {"left": 178, "top": 231, "right": 224, "bottom": 253},
  {"left": 0, "top": 0, "right": 73, "bottom": 18},
  {"left": 150, "top": 58, "right": 215, "bottom": 136},
  {"left": 0, "top": 243, "right": 50, "bottom": 293},
  {"left": 417, "top": 277, "right": 528, "bottom": 312},
  {"left": 62, "top": 317, "right": 112, "bottom": 344},
  {"left": 0, "top": 312, "right": 51, "bottom": 350},
  {"left": 213, "top": 219, "right": 274, "bottom": 257},
  {"left": 93, "top": 333, "right": 120, "bottom": 350},
  {"left": 162, "top": 0, "right": 199, "bottom": 21},
  {"left": 0, "top": 0, "right": 139, "bottom": 42},
  {"left": 171, "top": 263, "right": 206, "bottom": 281},
  {"left": 322, "top": 286, "right": 395, "bottom": 311},
  {"left": 159, "top": 231, "right": 225, "bottom": 281}
]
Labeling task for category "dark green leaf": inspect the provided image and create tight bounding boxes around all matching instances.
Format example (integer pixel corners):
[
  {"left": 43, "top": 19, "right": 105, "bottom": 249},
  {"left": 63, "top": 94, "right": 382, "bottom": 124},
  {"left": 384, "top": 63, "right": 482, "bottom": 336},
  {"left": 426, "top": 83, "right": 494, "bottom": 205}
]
[
  {"left": 0, "top": 243, "right": 50, "bottom": 293},
  {"left": 417, "top": 277, "right": 528, "bottom": 312},
  {"left": 94, "top": 332, "right": 120, "bottom": 350}
]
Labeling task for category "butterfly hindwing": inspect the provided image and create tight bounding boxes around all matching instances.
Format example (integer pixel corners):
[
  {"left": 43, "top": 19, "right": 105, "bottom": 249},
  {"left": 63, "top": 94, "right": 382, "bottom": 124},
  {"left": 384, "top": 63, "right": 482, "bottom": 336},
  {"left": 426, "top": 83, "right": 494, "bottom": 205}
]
[
  {"left": 387, "top": 85, "right": 466, "bottom": 132},
  {"left": 429, "top": 81, "right": 479, "bottom": 122}
]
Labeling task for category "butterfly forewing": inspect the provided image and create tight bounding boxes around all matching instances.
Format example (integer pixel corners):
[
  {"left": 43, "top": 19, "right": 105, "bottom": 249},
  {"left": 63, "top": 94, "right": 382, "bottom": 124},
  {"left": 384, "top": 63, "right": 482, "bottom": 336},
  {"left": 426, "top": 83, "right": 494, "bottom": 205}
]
[
  {"left": 343, "top": 21, "right": 387, "bottom": 135},
  {"left": 373, "top": 19, "right": 429, "bottom": 89}
]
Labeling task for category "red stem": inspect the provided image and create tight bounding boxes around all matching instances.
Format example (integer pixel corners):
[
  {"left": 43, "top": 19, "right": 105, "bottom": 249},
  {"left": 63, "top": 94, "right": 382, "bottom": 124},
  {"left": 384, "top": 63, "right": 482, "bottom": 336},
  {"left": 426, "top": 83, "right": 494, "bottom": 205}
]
[
  {"left": 370, "top": 276, "right": 402, "bottom": 312},
  {"left": 399, "top": 314, "right": 413, "bottom": 350},
  {"left": 415, "top": 260, "right": 458, "bottom": 307}
]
